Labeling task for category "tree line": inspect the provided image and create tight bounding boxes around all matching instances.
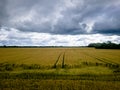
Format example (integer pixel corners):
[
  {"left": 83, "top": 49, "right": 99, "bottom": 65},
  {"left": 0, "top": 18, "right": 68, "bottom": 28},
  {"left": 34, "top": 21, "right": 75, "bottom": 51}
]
[{"left": 88, "top": 41, "right": 120, "bottom": 49}]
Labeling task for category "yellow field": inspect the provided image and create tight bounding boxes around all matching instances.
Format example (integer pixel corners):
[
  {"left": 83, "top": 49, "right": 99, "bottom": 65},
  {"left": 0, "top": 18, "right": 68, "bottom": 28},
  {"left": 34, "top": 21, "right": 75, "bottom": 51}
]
[
  {"left": 0, "top": 48, "right": 120, "bottom": 65},
  {"left": 0, "top": 48, "right": 120, "bottom": 89}
]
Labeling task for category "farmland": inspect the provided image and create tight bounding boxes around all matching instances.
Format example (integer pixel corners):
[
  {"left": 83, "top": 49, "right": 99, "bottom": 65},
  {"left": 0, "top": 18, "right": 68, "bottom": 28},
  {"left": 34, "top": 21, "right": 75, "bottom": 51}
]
[{"left": 0, "top": 48, "right": 120, "bottom": 90}]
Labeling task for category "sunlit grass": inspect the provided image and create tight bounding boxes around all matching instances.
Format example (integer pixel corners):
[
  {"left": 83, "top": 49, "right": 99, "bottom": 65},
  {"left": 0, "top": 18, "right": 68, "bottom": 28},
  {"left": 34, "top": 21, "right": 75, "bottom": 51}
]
[{"left": 0, "top": 48, "right": 120, "bottom": 89}]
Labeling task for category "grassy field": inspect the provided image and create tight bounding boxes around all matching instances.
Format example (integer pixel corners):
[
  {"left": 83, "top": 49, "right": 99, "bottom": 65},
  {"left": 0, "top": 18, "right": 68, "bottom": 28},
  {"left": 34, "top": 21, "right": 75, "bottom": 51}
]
[{"left": 0, "top": 48, "right": 120, "bottom": 90}]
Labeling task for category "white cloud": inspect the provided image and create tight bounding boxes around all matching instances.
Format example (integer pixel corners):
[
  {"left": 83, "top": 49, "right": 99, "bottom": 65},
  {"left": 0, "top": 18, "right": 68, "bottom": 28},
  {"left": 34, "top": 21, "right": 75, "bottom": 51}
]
[{"left": 0, "top": 27, "right": 120, "bottom": 46}]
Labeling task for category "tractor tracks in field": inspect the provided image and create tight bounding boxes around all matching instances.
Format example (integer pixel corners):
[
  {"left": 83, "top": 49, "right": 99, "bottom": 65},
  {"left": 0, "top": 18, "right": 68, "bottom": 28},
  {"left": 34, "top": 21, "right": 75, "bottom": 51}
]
[
  {"left": 53, "top": 52, "right": 66, "bottom": 68},
  {"left": 82, "top": 51, "right": 119, "bottom": 65},
  {"left": 62, "top": 52, "right": 65, "bottom": 68}
]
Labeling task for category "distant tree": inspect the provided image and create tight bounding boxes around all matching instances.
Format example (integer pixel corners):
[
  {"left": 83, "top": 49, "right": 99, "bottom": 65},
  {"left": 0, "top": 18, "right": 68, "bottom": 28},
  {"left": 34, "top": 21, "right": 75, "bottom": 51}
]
[
  {"left": 88, "top": 41, "right": 120, "bottom": 49},
  {"left": 3, "top": 45, "right": 7, "bottom": 48}
]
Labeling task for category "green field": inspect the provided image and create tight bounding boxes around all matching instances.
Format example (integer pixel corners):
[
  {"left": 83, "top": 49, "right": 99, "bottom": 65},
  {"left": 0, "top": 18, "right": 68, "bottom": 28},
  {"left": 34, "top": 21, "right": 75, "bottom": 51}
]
[{"left": 0, "top": 48, "right": 120, "bottom": 90}]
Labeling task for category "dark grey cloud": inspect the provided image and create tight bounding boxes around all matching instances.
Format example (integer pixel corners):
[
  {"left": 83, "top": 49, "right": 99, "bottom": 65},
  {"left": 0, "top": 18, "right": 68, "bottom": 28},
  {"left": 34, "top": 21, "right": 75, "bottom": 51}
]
[
  {"left": 92, "top": 4, "right": 120, "bottom": 35},
  {"left": 0, "top": 0, "right": 120, "bottom": 35},
  {"left": 0, "top": 0, "right": 8, "bottom": 26}
]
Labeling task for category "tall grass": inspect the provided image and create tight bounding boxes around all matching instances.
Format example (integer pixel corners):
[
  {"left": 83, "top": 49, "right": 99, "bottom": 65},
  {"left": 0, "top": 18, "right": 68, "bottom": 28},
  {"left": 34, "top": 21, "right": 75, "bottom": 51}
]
[{"left": 0, "top": 79, "right": 120, "bottom": 90}]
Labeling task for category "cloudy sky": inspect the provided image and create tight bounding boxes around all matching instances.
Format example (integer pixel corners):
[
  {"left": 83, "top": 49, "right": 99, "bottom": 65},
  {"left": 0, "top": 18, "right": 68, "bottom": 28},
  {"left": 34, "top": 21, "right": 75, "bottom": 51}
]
[{"left": 0, "top": 0, "right": 120, "bottom": 46}]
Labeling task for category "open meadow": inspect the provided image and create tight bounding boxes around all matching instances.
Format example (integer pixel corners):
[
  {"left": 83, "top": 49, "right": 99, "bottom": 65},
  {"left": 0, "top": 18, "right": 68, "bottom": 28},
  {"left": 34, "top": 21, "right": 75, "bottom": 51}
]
[{"left": 0, "top": 48, "right": 120, "bottom": 90}]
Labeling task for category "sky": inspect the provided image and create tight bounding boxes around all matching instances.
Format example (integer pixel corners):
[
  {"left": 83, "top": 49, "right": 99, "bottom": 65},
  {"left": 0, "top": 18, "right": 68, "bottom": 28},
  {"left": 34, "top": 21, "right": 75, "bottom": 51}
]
[{"left": 0, "top": 0, "right": 120, "bottom": 46}]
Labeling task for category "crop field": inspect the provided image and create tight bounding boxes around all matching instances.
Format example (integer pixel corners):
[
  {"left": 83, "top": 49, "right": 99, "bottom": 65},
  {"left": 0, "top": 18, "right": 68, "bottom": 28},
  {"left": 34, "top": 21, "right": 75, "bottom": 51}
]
[{"left": 0, "top": 48, "right": 120, "bottom": 90}]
